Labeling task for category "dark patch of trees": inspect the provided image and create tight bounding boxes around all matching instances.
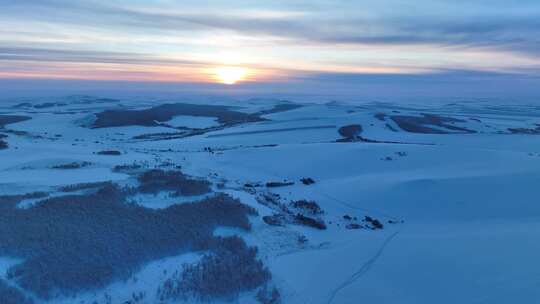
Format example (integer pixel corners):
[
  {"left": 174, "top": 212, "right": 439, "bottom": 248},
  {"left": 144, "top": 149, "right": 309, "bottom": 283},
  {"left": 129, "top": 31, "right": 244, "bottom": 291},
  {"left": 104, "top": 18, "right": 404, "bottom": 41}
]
[
  {"left": 262, "top": 214, "right": 285, "bottom": 226},
  {"left": 0, "top": 279, "right": 33, "bottom": 304},
  {"left": 132, "top": 131, "right": 188, "bottom": 141},
  {"left": 294, "top": 214, "right": 327, "bottom": 230},
  {"left": 336, "top": 124, "right": 376, "bottom": 142},
  {"left": 112, "top": 162, "right": 145, "bottom": 173},
  {"left": 51, "top": 161, "right": 92, "bottom": 169},
  {"left": 158, "top": 236, "right": 270, "bottom": 301},
  {"left": 58, "top": 181, "right": 113, "bottom": 193},
  {"left": 345, "top": 223, "right": 362, "bottom": 230},
  {"left": 0, "top": 115, "right": 31, "bottom": 128},
  {"left": 390, "top": 113, "right": 476, "bottom": 134},
  {"left": 96, "top": 150, "right": 122, "bottom": 156},
  {"left": 0, "top": 184, "right": 257, "bottom": 299},
  {"left": 244, "top": 182, "right": 262, "bottom": 188},
  {"left": 508, "top": 124, "right": 540, "bottom": 134},
  {"left": 137, "top": 169, "right": 211, "bottom": 196},
  {"left": 395, "top": 151, "right": 408, "bottom": 157},
  {"left": 266, "top": 181, "right": 294, "bottom": 188},
  {"left": 364, "top": 216, "right": 384, "bottom": 230},
  {"left": 338, "top": 124, "right": 363, "bottom": 138},
  {"left": 91, "top": 103, "right": 264, "bottom": 128},
  {"left": 300, "top": 177, "right": 315, "bottom": 185},
  {"left": 258, "top": 194, "right": 327, "bottom": 230},
  {"left": 290, "top": 200, "right": 323, "bottom": 215}
]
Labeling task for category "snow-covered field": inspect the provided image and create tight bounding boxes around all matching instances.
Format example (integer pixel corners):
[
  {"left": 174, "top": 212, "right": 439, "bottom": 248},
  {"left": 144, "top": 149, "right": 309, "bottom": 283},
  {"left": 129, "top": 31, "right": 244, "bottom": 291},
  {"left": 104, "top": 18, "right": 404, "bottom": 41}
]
[{"left": 1, "top": 96, "right": 539, "bottom": 304}]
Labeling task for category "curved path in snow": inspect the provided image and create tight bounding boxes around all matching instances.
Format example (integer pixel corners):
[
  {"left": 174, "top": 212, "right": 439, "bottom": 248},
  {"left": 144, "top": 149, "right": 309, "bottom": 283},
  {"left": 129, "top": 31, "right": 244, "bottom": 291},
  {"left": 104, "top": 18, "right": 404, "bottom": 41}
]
[{"left": 326, "top": 231, "right": 400, "bottom": 304}]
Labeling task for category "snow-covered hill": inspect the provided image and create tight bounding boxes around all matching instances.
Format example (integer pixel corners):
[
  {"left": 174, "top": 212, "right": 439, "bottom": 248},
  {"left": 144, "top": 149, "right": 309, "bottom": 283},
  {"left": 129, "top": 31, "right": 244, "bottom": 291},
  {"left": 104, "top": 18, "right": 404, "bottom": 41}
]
[{"left": 0, "top": 96, "right": 539, "bottom": 304}]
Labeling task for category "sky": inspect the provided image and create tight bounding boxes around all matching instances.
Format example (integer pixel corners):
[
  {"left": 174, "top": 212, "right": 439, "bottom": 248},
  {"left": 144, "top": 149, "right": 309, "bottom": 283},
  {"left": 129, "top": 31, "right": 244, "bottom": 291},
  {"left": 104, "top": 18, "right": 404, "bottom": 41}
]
[{"left": 1, "top": 0, "right": 540, "bottom": 99}]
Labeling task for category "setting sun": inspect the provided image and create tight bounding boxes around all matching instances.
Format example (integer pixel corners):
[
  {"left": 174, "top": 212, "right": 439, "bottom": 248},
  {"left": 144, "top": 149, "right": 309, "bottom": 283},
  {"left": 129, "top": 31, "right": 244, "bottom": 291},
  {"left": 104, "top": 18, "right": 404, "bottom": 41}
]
[{"left": 214, "top": 67, "right": 248, "bottom": 85}]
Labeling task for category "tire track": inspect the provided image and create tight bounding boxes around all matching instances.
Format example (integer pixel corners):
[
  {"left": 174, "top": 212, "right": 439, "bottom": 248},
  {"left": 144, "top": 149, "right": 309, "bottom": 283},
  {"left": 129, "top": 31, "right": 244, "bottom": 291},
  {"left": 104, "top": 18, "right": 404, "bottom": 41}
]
[{"left": 326, "top": 231, "right": 400, "bottom": 304}]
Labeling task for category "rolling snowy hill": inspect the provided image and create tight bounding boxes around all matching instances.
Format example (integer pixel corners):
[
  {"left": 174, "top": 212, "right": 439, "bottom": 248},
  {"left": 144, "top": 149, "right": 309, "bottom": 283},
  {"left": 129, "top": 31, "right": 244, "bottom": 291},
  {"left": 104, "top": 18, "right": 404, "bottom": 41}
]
[{"left": 0, "top": 96, "right": 539, "bottom": 304}]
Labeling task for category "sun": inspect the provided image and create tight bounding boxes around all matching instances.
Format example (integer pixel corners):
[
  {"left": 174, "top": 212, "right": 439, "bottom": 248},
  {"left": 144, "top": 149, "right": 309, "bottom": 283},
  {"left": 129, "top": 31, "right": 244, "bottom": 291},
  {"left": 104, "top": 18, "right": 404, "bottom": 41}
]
[{"left": 214, "top": 67, "right": 248, "bottom": 85}]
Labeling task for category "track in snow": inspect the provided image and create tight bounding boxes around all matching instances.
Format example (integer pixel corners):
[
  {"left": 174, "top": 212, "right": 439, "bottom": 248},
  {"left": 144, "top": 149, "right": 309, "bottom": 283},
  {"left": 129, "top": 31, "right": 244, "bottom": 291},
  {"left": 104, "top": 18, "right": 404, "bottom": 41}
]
[{"left": 326, "top": 231, "right": 400, "bottom": 304}]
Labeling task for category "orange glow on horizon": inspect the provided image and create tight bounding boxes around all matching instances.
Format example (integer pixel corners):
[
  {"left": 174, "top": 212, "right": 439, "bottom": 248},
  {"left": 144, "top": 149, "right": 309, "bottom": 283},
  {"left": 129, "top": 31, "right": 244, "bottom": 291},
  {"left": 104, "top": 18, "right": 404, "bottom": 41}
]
[{"left": 212, "top": 66, "right": 249, "bottom": 85}]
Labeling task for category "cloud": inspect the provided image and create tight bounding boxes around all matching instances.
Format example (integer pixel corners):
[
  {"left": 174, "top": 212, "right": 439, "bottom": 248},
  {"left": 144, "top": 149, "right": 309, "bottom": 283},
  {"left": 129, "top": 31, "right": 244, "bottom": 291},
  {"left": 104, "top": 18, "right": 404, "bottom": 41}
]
[
  {"left": 0, "top": 47, "right": 205, "bottom": 66},
  {"left": 3, "top": 0, "right": 539, "bottom": 54},
  {"left": 1, "top": 0, "right": 540, "bottom": 83}
]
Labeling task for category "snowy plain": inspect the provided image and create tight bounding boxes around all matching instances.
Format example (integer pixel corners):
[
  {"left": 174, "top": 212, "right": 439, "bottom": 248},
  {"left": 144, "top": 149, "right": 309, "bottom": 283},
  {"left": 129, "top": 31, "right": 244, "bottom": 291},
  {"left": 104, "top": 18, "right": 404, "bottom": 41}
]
[{"left": 0, "top": 96, "right": 539, "bottom": 304}]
